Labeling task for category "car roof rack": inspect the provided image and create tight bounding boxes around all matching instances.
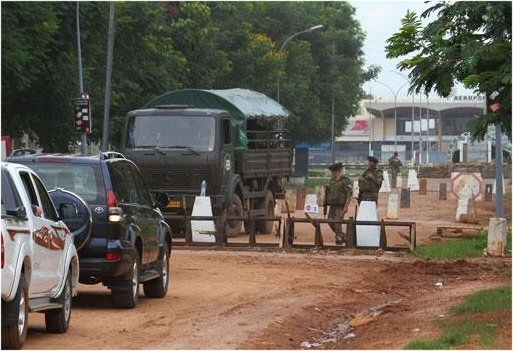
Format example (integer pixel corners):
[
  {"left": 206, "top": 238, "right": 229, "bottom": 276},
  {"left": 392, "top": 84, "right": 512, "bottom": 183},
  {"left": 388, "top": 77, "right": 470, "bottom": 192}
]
[{"left": 101, "top": 151, "right": 126, "bottom": 160}]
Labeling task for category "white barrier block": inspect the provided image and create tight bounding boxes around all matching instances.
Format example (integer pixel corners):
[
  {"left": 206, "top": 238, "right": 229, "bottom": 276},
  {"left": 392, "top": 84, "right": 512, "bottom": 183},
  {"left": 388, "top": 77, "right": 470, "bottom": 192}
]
[
  {"left": 191, "top": 196, "right": 216, "bottom": 243},
  {"left": 356, "top": 201, "right": 380, "bottom": 247},
  {"left": 487, "top": 218, "right": 508, "bottom": 256},
  {"left": 396, "top": 175, "right": 402, "bottom": 188},
  {"left": 407, "top": 169, "right": 420, "bottom": 191},
  {"left": 352, "top": 180, "right": 359, "bottom": 198},
  {"left": 380, "top": 170, "right": 391, "bottom": 193},
  {"left": 386, "top": 193, "right": 399, "bottom": 219},
  {"left": 455, "top": 197, "right": 470, "bottom": 221}
]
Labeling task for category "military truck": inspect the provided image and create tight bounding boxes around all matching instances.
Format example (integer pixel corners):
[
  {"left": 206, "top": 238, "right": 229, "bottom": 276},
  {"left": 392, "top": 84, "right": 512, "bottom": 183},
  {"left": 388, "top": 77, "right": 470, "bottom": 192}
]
[{"left": 120, "top": 88, "right": 293, "bottom": 237}]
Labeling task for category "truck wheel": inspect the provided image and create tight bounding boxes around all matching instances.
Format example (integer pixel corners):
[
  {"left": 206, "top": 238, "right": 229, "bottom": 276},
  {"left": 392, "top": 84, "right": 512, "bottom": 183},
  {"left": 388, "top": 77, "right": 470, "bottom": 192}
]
[
  {"left": 143, "top": 242, "right": 170, "bottom": 298},
  {"left": 45, "top": 269, "right": 72, "bottom": 333},
  {"left": 256, "top": 190, "right": 275, "bottom": 234},
  {"left": 222, "top": 193, "right": 243, "bottom": 237},
  {"left": 2, "top": 273, "right": 29, "bottom": 349},
  {"left": 111, "top": 255, "right": 140, "bottom": 309}
]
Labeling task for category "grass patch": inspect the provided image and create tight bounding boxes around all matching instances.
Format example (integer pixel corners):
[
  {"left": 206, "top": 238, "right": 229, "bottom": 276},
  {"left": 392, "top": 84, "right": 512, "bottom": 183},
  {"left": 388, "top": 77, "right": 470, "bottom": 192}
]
[
  {"left": 413, "top": 231, "right": 511, "bottom": 259},
  {"left": 449, "top": 286, "right": 511, "bottom": 315},
  {"left": 404, "top": 286, "right": 511, "bottom": 350}
]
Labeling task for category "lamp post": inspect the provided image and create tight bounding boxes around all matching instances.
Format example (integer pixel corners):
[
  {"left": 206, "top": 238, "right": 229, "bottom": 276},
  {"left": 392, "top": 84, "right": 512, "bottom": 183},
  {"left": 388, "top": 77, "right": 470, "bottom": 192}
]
[
  {"left": 391, "top": 71, "right": 415, "bottom": 162},
  {"left": 276, "top": 24, "right": 323, "bottom": 103},
  {"left": 374, "top": 80, "right": 407, "bottom": 150}
]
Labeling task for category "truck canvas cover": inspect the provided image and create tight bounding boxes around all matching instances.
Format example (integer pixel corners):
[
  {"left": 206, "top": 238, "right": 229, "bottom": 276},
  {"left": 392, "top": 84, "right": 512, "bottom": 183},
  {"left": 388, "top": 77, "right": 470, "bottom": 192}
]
[{"left": 142, "top": 88, "right": 290, "bottom": 148}]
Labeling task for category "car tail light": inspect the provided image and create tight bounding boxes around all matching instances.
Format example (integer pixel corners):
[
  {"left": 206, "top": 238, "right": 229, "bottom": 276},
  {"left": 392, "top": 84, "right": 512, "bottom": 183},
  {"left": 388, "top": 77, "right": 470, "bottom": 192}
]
[
  {"left": 106, "top": 190, "right": 123, "bottom": 222},
  {"left": 106, "top": 251, "right": 121, "bottom": 261},
  {"left": 106, "top": 190, "right": 118, "bottom": 207}
]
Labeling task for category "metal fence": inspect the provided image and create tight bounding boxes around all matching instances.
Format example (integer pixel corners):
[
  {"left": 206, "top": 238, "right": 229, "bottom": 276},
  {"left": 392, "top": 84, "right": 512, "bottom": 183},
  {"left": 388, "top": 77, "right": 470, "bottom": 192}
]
[{"left": 306, "top": 149, "right": 495, "bottom": 166}]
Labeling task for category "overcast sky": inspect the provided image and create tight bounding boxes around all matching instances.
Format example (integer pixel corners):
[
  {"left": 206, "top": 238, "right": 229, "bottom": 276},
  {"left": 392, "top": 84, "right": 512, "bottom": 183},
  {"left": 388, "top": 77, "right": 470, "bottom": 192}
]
[{"left": 350, "top": 0, "right": 473, "bottom": 100}]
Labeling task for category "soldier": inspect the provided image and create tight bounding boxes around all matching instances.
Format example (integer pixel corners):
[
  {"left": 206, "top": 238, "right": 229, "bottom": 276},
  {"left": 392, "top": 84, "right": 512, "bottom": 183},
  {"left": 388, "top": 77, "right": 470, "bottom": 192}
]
[
  {"left": 324, "top": 162, "right": 352, "bottom": 245},
  {"left": 358, "top": 156, "right": 383, "bottom": 204},
  {"left": 388, "top": 152, "right": 402, "bottom": 188}
]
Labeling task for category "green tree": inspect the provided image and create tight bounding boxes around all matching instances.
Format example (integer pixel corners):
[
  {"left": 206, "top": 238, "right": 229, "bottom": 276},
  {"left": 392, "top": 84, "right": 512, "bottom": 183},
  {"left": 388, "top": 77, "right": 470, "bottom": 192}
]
[
  {"left": 385, "top": 1, "right": 511, "bottom": 141},
  {"left": 1, "top": 1, "right": 374, "bottom": 150}
]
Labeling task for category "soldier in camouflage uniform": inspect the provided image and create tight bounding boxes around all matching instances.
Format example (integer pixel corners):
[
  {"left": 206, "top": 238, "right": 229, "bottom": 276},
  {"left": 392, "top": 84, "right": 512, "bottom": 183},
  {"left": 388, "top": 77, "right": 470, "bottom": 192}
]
[
  {"left": 324, "top": 163, "right": 353, "bottom": 245},
  {"left": 388, "top": 152, "right": 402, "bottom": 188},
  {"left": 358, "top": 156, "right": 384, "bottom": 204}
]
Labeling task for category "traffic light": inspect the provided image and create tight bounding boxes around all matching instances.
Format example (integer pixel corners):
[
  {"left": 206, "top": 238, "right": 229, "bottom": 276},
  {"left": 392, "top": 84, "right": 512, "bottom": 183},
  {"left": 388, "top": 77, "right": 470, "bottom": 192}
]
[{"left": 74, "top": 94, "right": 92, "bottom": 133}]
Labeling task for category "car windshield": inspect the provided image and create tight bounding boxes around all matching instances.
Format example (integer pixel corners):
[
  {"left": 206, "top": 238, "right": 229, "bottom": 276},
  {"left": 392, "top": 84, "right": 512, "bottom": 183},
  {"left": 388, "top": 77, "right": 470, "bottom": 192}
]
[
  {"left": 26, "top": 163, "right": 105, "bottom": 204},
  {"left": 126, "top": 115, "right": 215, "bottom": 151}
]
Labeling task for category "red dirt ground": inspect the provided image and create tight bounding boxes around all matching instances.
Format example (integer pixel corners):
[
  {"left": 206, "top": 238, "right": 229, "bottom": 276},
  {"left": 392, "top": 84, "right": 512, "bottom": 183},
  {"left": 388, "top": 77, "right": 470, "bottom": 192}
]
[{"left": 23, "top": 184, "right": 511, "bottom": 350}]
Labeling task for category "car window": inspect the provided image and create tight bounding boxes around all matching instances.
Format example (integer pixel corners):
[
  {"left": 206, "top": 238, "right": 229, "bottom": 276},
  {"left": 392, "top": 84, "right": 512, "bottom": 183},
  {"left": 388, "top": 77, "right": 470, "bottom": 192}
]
[
  {"left": 127, "top": 163, "right": 152, "bottom": 206},
  {"left": 19, "top": 171, "right": 57, "bottom": 221},
  {"left": 20, "top": 171, "right": 39, "bottom": 206},
  {"left": 108, "top": 161, "right": 139, "bottom": 204},
  {"left": 107, "top": 160, "right": 152, "bottom": 205},
  {"left": 1, "top": 167, "right": 23, "bottom": 215},
  {"left": 32, "top": 174, "right": 58, "bottom": 221},
  {"left": 26, "top": 163, "right": 105, "bottom": 204}
]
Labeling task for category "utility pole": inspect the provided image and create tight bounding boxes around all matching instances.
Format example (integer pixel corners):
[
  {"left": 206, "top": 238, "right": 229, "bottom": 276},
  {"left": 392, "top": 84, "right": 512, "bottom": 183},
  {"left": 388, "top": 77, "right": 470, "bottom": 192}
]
[{"left": 101, "top": 2, "right": 115, "bottom": 152}]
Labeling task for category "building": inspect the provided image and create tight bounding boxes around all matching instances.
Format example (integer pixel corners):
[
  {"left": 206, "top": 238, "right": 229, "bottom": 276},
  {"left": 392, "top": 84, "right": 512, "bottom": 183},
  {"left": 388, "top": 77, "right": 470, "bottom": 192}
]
[{"left": 337, "top": 94, "right": 491, "bottom": 164}]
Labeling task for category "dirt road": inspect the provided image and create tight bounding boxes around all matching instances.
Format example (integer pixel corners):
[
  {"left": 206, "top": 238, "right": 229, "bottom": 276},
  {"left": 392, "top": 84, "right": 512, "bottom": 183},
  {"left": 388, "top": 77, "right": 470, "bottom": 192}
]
[{"left": 23, "top": 186, "right": 511, "bottom": 350}]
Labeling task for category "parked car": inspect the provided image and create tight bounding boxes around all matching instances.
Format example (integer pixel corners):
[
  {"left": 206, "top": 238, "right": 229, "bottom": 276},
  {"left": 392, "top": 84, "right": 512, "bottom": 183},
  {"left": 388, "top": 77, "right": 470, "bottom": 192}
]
[
  {"left": 1, "top": 162, "right": 80, "bottom": 349},
  {"left": 7, "top": 150, "right": 173, "bottom": 309}
]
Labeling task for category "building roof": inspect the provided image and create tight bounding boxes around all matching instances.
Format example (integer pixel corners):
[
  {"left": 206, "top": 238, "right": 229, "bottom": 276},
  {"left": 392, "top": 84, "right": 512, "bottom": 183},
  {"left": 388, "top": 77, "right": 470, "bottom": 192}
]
[{"left": 364, "top": 100, "right": 485, "bottom": 119}]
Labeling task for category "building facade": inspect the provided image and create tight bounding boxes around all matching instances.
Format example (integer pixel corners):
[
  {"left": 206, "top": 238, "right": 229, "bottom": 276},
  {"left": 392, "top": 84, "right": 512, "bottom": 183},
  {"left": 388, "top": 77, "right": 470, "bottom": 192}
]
[{"left": 337, "top": 95, "right": 489, "bottom": 164}]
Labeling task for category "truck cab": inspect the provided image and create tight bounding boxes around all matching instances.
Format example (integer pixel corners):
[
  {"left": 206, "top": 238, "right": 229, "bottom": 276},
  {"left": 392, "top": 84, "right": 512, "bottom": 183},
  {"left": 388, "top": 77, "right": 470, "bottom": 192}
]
[{"left": 121, "top": 106, "right": 237, "bottom": 235}]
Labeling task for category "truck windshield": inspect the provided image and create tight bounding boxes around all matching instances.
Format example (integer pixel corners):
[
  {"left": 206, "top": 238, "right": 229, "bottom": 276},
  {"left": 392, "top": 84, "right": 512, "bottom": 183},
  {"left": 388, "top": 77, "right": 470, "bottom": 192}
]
[{"left": 127, "top": 115, "right": 215, "bottom": 151}]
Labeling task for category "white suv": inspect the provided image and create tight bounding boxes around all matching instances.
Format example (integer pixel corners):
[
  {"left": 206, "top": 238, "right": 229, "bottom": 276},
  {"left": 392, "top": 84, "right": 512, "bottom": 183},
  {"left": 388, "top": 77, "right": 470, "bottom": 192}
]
[{"left": 1, "top": 162, "right": 80, "bottom": 349}]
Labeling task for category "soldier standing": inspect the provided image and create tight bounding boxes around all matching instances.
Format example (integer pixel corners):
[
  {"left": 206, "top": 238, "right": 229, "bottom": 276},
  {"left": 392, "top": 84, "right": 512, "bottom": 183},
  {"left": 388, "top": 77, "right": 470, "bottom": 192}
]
[
  {"left": 324, "top": 162, "right": 352, "bottom": 245},
  {"left": 388, "top": 152, "right": 402, "bottom": 188},
  {"left": 358, "top": 156, "right": 383, "bottom": 204}
]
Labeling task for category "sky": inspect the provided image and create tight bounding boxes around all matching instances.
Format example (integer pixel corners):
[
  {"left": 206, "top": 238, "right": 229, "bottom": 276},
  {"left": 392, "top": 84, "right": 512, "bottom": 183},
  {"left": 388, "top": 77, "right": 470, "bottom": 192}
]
[{"left": 350, "top": 0, "right": 473, "bottom": 100}]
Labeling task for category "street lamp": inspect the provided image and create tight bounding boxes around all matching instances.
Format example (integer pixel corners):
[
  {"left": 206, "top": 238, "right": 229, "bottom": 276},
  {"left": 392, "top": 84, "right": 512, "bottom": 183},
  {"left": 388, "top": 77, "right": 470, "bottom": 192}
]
[
  {"left": 391, "top": 71, "right": 415, "bottom": 161},
  {"left": 374, "top": 80, "right": 408, "bottom": 149},
  {"left": 276, "top": 24, "right": 323, "bottom": 102}
]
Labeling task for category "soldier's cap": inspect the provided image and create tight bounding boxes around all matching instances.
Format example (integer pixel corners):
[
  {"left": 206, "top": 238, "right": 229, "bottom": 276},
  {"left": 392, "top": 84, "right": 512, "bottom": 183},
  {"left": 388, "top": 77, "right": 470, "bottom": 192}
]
[
  {"left": 367, "top": 156, "right": 379, "bottom": 164},
  {"left": 328, "top": 162, "right": 343, "bottom": 171}
]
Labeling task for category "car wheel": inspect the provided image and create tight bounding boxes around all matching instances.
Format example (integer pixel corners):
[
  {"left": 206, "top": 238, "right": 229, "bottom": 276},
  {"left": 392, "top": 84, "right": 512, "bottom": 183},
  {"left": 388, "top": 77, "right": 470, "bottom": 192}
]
[
  {"left": 143, "top": 242, "right": 170, "bottom": 298},
  {"left": 111, "top": 255, "right": 140, "bottom": 309},
  {"left": 45, "top": 269, "right": 72, "bottom": 333},
  {"left": 1, "top": 273, "right": 29, "bottom": 350},
  {"left": 256, "top": 190, "right": 275, "bottom": 234}
]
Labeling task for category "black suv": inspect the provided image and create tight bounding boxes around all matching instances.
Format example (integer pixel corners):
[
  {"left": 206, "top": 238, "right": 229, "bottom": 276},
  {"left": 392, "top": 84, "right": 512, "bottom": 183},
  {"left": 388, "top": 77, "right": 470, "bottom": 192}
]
[{"left": 8, "top": 150, "right": 172, "bottom": 308}]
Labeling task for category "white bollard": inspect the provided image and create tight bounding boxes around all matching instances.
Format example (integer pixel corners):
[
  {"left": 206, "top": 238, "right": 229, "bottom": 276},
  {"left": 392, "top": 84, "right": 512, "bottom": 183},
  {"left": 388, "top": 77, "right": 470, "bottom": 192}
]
[
  {"left": 386, "top": 193, "right": 399, "bottom": 219},
  {"left": 356, "top": 201, "right": 380, "bottom": 247},
  {"left": 407, "top": 169, "right": 420, "bottom": 191},
  {"left": 486, "top": 218, "right": 508, "bottom": 256},
  {"left": 191, "top": 196, "right": 216, "bottom": 243},
  {"left": 380, "top": 170, "right": 391, "bottom": 193}
]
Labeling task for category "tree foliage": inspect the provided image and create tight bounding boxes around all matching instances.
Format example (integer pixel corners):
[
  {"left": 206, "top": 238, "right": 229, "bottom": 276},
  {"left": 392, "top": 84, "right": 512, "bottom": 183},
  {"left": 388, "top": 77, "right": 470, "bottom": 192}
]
[
  {"left": 386, "top": 1, "right": 511, "bottom": 141},
  {"left": 1, "top": 1, "right": 375, "bottom": 151}
]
